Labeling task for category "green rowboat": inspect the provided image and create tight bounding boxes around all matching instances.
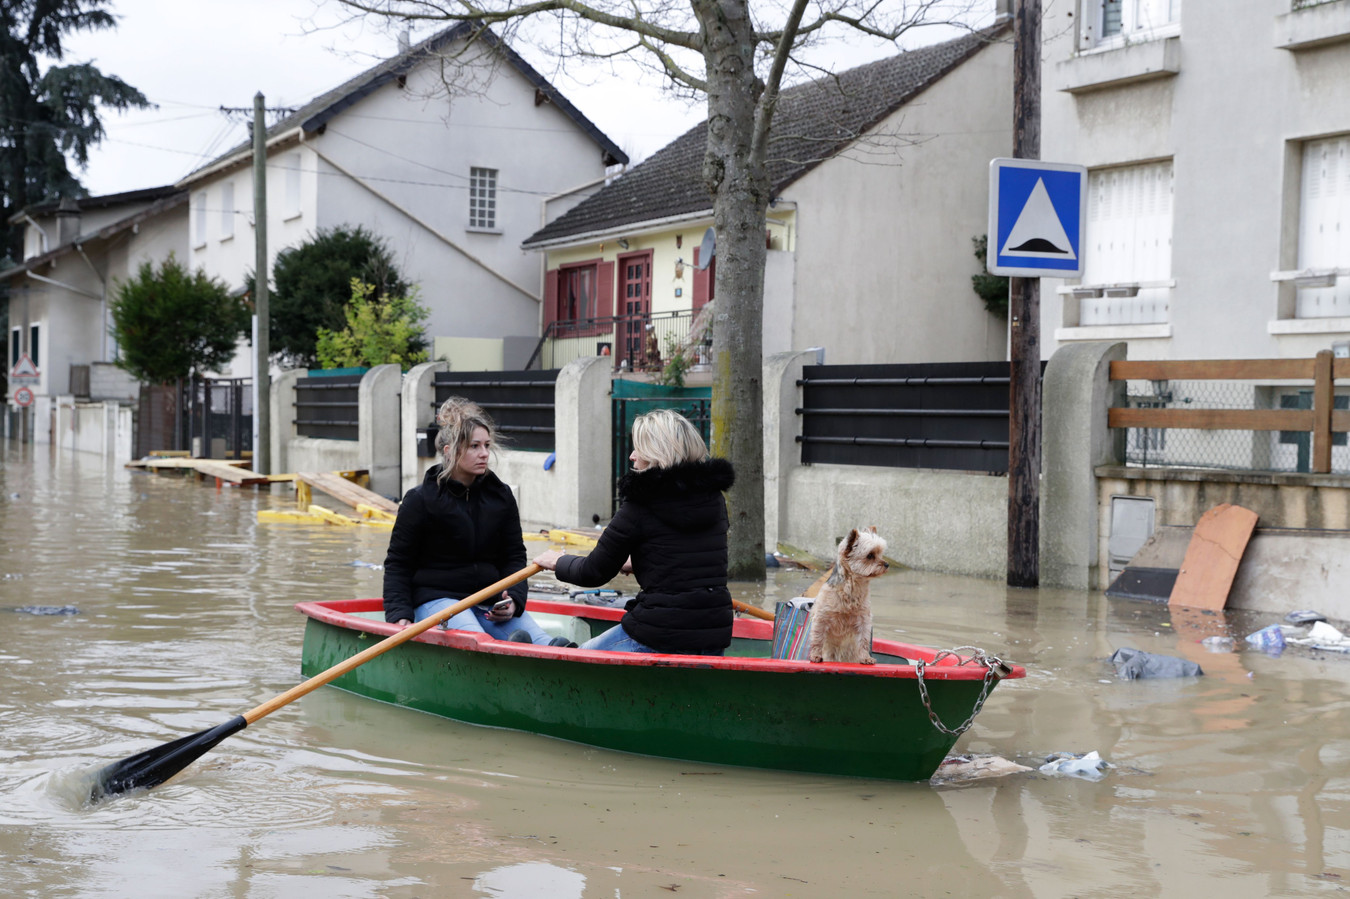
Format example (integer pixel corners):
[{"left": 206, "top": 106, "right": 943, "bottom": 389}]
[{"left": 295, "top": 597, "right": 1024, "bottom": 781}]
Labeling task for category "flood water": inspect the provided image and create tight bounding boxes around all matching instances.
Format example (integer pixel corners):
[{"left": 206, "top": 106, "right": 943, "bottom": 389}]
[{"left": 2, "top": 441, "right": 1350, "bottom": 897}]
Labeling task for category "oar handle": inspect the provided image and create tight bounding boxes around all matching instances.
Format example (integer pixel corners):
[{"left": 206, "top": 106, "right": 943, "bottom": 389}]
[
  {"left": 242, "top": 564, "right": 542, "bottom": 725},
  {"left": 732, "top": 598, "right": 775, "bottom": 621}
]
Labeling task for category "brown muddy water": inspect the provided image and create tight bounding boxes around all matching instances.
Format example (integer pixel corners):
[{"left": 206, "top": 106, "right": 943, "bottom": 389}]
[{"left": 2, "top": 440, "right": 1349, "bottom": 898}]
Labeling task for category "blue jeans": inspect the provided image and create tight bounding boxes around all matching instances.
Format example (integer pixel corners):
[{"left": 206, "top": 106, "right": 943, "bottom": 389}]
[
  {"left": 581, "top": 624, "right": 725, "bottom": 656},
  {"left": 580, "top": 624, "right": 659, "bottom": 653},
  {"left": 414, "top": 597, "right": 551, "bottom": 645}
]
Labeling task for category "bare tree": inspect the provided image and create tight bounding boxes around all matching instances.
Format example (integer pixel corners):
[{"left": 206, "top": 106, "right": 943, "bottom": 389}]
[{"left": 331, "top": 0, "right": 985, "bottom": 579}]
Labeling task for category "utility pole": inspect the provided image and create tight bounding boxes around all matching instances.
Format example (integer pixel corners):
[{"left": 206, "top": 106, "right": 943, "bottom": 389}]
[
  {"left": 1007, "top": 0, "right": 1042, "bottom": 587},
  {"left": 252, "top": 92, "right": 271, "bottom": 474}
]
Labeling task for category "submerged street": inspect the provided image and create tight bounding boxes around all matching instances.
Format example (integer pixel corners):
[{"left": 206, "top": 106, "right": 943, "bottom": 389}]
[{"left": 2, "top": 440, "right": 1349, "bottom": 897}]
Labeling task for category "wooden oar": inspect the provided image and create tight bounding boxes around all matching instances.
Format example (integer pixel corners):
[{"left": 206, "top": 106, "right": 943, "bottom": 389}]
[
  {"left": 89, "top": 564, "right": 541, "bottom": 802},
  {"left": 732, "top": 598, "right": 775, "bottom": 621}
]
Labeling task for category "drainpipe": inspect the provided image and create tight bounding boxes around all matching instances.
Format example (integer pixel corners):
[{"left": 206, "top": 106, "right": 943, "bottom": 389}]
[{"left": 74, "top": 243, "right": 109, "bottom": 360}]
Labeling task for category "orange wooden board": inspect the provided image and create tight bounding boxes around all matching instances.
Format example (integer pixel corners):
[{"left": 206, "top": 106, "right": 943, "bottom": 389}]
[{"left": 1168, "top": 503, "right": 1259, "bottom": 611}]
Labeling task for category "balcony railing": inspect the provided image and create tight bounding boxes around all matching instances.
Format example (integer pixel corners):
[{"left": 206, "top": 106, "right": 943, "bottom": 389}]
[{"left": 524, "top": 309, "right": 709, "bottom": 373}]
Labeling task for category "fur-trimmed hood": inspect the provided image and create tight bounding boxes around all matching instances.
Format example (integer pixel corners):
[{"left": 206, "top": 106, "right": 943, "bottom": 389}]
[{"left": 618, "top": 457, "right": 735, "bottom": 532}]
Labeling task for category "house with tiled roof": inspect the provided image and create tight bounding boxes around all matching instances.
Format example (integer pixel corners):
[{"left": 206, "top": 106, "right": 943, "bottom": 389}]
[
  {"left": 180, "top": 22, "right": 627, "bottom": 377},
  {"left": 522, "top": 23, "right": 1013, "bottom": 373},
  {"left": 2, "top": 185, "right": 188, "bottom": 452}
]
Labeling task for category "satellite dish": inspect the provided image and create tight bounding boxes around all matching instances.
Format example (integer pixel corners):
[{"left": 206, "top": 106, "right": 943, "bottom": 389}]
[{"left": 695, "top": 227, "right": 716, "bottom": 270}]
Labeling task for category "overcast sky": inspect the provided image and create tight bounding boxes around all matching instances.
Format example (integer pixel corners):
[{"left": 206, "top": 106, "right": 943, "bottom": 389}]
[{"left": 62, "top": 0, "right": 990, "bottom": 198}]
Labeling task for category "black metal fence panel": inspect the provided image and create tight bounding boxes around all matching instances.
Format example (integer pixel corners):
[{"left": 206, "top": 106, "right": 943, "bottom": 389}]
[
  {"left": 432, "top": 370, "right": 559, "bottom": 454},
  {"left": 798, "top": 362, "right": 1015, "bottom": 473},
  {"left": 295, "top": 373, "right": 361, "bottom": 441}
]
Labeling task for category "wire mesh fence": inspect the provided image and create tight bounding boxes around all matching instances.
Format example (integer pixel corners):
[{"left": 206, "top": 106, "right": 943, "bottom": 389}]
[{"left": 1121, "top": 378, "right": 1350, "bottom": 474}]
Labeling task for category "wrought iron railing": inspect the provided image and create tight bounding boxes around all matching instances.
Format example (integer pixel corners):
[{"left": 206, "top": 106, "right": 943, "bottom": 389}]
[{"left": 524, "top": 309, "right": 707, "bottom": 373}]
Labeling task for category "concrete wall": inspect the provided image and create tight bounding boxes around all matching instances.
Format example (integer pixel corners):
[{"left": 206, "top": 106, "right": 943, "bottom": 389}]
[
  {"left": 52, "top": 398, "right": 134, "bottom": 461},
  {"left": 1040, "top": 341, "right": 1127, "bottom": 588},
  {"left": 272, "top": 365, "right": 401, "bottom": 496}
]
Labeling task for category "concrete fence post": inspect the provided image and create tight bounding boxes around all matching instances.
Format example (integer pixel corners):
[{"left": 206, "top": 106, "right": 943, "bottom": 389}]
[
  {"left": 400, "top": 360, "right": 449, "bottom": 497},
  {"left": 360, "top": 364, "right": 403, "bottom": 499},
  {"left": 269, "top": 369, "right": 304, "bottom": 478},
  {"left": 1040, "top": 341, "right": 1127, "bottom": 589},
  {"left": 553, "top": 355, "right": 613, "bottom": 527},
  {"left": 763, "top": 350, "right": 818, "bottom": 553}
]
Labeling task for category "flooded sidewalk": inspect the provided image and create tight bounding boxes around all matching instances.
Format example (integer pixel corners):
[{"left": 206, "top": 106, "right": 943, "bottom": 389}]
[{"left": 2, "top": 440, "right": 1348, "bottom": 896}]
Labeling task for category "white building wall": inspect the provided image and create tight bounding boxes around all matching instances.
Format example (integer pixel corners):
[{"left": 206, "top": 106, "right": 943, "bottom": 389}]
[
  {"left": 783, "top": 37, "right": 1013, "bottom": 365},
  {"left": 1040, "top": 0, "right": 1350, "bottom": 361},
  {"left": 306, "top": 57, "right": 606, "bottom": 346}
]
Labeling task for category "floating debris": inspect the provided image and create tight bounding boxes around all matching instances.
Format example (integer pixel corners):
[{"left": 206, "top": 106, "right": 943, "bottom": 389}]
[
  {"left": 1039, "top": 750, "right": 1112, "bottom": 780},
  {"left": 13, "top": 605, "right": 79, "bottom": 615}
]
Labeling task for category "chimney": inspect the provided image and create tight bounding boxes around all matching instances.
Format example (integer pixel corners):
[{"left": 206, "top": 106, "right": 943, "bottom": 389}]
[
  {"left": 56, "top": 197, "right": 81, "bottom": 246},
  {"left": 398, "top": 28, "right": 411, "bottom": 54}
]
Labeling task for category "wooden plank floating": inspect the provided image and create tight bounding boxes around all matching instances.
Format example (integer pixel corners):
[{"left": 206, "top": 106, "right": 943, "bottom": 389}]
[
  {"left": 127, "top": 456, "right": 273, "bottom": 486},
  {"left": 294, "top": 471, "right": 397, "bottom": 515}
]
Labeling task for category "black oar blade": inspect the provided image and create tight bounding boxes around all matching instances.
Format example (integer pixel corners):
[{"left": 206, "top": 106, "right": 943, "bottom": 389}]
[{"left": 90, "top": 715, "right": 248, "bottom": 802}]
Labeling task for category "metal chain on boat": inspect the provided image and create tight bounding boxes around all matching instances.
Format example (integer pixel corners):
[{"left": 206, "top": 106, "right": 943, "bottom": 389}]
[{"left": 915, "top": 647, "right": 1012, "bottom": 736}]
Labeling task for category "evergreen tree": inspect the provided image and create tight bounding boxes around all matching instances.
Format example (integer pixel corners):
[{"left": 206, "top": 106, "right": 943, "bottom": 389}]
[
  {"left": 110, "top": 254, "right": 251, "bottom": 385},
  {"left": 0, "top": 1, "right": 151, "bottom": 262},
  {"left": 254, "top": 225, "right": 411, "bottom": 369}
]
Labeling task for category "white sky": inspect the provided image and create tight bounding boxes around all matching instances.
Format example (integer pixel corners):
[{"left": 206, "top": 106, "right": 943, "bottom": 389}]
[{"left": 62, "top": 0, "right": 992, "bottom": 197}]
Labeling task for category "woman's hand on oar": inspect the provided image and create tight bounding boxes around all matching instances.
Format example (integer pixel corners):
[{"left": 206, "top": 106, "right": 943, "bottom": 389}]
[
  {"left": 732, "top": 599, "right": 774, "bottom": 621},
  {"left": 88, "top": 564, "right": 541, "bottom": 802}
]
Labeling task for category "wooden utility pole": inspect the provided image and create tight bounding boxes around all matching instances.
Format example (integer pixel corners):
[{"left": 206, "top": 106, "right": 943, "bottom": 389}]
[
  {"left": 1007, "top": 0, "right": 1042, "bottom": 587},
  {"left": 252, "top": 92, "right": 271, "bottom": 474}
]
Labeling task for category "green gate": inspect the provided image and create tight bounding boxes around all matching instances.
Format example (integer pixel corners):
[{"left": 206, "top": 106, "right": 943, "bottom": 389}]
[{"left": 611, "top": 380, "right": 712, "bottom": 513}]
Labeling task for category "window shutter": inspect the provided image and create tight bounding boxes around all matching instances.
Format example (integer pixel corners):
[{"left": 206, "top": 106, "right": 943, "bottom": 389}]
[
  {"left": 543, "top": 267, "right": 559, "bottom": 331},
  {"left": 1298, "top": 136, "right": 1350, "bottom": 318},
  {"left": 693, "top": 248, "right": 711, "bottom": 311},
  {"left": 596, "top": 261, "right": 615, "bottom": 319}
]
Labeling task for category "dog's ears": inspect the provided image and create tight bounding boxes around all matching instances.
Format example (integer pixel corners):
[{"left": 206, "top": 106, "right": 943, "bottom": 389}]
[
  {"left": 843, "top": 528, "right": 859, "bottom": 554},
  {"left": 867, "top": 525, "right": 877, "bottom": 534}
]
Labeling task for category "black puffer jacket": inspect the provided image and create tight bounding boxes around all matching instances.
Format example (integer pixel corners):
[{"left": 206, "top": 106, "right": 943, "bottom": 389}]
[
  {"left": 556, "top": 458, "right": 735, "bottom": 653},
  {"left": 381, "top": 466, "right": 528, "bottom": 623}
]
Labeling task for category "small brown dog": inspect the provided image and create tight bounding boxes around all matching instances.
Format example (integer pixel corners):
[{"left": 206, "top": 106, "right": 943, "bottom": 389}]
[{"left": 808, "top": 527, "right": 888, "bottom": 664}]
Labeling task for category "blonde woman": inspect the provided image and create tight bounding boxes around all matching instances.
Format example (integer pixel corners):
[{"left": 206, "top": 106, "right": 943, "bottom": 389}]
[
  {"left": 383, "top": 397, "right": 563, "bottom": 645},
  {"left": 534, "top": 408, "right": 735, "bottom": 655}
]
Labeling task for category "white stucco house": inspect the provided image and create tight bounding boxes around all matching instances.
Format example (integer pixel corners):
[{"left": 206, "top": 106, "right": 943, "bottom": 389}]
[
  {"left": 178, "top": 22, "right": 627, "bottom": 377},
  {"left": 520, "top": 23, "right": 1014, "bottom": 371},
  {"left": 1038, "top": 0, "right": 1350, "bottom": 363},
  {"left": 2, "top": 186, "right": 188, "bottom": 451}
]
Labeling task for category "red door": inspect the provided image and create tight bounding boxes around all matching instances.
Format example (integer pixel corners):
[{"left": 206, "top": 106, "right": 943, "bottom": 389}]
[{"left": 619, "top": 251, "right": 652, "bottom": 368}]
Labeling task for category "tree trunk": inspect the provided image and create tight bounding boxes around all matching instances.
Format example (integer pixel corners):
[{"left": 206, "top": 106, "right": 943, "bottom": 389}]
[{"left": 696, "top": 0, "right": 768, "bottom": 580}]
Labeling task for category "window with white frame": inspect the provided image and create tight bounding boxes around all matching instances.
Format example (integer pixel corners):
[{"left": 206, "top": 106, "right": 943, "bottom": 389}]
[
  {"left": 283, "top": 154, "right": 302, "bottom": 219},
  {"left": 193, "top": 191, "right": 207, "bottom": 246},
  {"left": 469, "top": 167, "right": 497, "bottom": 230},
  {"left": 1080, "top": 0, "right": 1180, "bottom": 51},
  {"left": 1079, "top": 160, "right": 1174, "bottom": 326},
  {"left": 1296, "top": 135, "right": 1350, "bottom": 319},
  {"left": 219, "top": 181, "right": 234, "bottom": 240}
]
